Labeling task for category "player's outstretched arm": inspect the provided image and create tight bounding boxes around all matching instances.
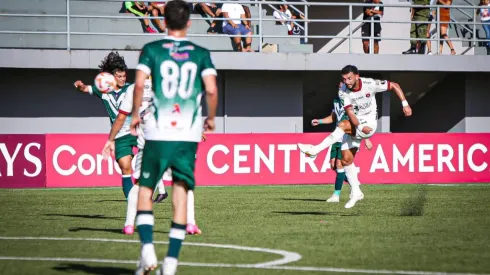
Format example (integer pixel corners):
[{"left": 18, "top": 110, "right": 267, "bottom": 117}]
[
  {"left": 312, "top": 113, "right": 335, "bottom": 126},
  {"left": 203, "top": 74, "right": 218, "bottom": 132},
  {"left": 73, "top": 80, "right": 90, "bottom": 93},
  {"left": 388, "top": 81, "right": 412, "bottom": 116}
]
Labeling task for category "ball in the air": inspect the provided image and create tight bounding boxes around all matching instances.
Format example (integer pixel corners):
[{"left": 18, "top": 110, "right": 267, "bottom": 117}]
[{"left": 94, "top": 72, "right": 117, "bottom": 93}]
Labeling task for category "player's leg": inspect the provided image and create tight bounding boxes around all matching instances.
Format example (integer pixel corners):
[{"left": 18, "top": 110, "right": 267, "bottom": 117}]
[
  {"left": 123, "top": 145, "right": 145, "bottom": 235},
  {"left": 154, "top": 169, "right": 170, "bottom": 203},
  {"left": 115, "top": 135, "right": 137, "bottom": 199},
  {"left": 298, "top": 119, "right": 354, "bottom": 157},
  {"left": 326, "top": 143, "right": 342, "bottom": 203},
  {"left": 134, "top": 140, "right": 168, "bottom": 274},
  {"left": 186, "top": 153, "right": 200, "bottom": 235},
  {"left": 341, "top": 144, "right": 363, "bottom": 209},
  {"left": 159, "top": 141, "right": 198, "bottom": 275}
]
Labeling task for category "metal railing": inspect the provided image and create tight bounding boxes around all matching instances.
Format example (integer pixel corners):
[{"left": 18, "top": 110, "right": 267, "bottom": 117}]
[{"left": 0, "top": 0, "right": 488, "bottom": 54}]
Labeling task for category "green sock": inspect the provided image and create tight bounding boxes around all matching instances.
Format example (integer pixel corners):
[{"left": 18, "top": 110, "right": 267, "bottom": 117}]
[
  {"left": 136, "top": 211, "right": 154, "bottom": 244},
  {"left": 122, "top": 175, "right": 133, "bottom": 199},
  {"left": 334, "top": 168, "right": 346, "bottom": 195},
  {"left": 167, "top": 221, "right": 186, "bottom": 259}
]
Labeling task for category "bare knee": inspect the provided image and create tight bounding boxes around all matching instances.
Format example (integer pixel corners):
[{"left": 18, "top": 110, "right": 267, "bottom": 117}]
[
  {"left": 340, "top": 149, "right": 356, "bottom": 166},
  {"left": 338, "top": 120, "right": 350, "bottom": 131},
  {"left": 117, "top": 156, "right": 133, "bottom": 175}
]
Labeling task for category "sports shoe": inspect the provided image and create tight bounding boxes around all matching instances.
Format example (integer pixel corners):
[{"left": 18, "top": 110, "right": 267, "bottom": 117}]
[
  {"left": 146, "top": 26, "right": 157, "bottom": 33},
  {"left": 297, "top": 143, "right": 318, "bottom": 158},
  {"left": 186, "top": 224, "right": 202, "bottom": 235},
  {"left": 153, "top": 192, "right": 168, "bottom": 203},
  {"left": 326, "top": 194, "right": 340, "bottom": 203},
  {"left": 135, "top": 244, "right": 157, "bottom": 275},
  {"left": 345, "top": 191, "right": 364, "bottom": 209},
  {"left": 123, "top": 225, "right": 134, "bottom": 235}
]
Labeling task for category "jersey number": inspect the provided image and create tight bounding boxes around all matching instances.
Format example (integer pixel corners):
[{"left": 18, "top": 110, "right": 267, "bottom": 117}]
[{"left": 160, "top": 61, "right": 197, "bottom": 99}]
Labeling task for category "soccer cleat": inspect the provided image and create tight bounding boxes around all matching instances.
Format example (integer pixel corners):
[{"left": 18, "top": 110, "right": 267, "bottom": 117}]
[
  {"left": 345, "top": 192, "right": 364, "bottom": 209},
  {"left": 186, "top": 224, "right": 202, "bottom": 235},
  {"left": 326, "top": 194, "right": 340, "bottom": 203},
  {"left": 297, "top": 143, "right": 318, "bottom": 158},
  {"left": 153, "top": 193, "right": 168, "bottom": 203},
  {"left": 123, "top": 225, "right": 135, "bottom": 235},
  {"left": 135, "top": 244, "right": 158, "bottom": 275}
]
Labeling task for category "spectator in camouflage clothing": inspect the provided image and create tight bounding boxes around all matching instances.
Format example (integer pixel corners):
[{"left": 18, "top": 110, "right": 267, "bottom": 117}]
[{"left": 403, "top": 0, "right": 430, "bottom": 54}]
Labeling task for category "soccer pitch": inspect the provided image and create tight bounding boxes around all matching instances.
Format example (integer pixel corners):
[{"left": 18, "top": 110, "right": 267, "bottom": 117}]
[{"left": 0, "top": 184, "right": 489, "bottom": 275}]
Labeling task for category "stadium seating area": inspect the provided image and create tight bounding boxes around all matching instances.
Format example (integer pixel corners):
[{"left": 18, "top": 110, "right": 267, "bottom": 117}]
[{"left": 0, "top": 0, "right": 487, "bottom": 54}]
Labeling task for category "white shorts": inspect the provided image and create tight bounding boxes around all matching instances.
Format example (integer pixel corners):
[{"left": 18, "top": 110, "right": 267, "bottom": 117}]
[
  {"left": 341, "top": 117, "right": 377, "bottom": 150},
  {"left": 133, "top": 128, "right": 172, "bottom": 181}
]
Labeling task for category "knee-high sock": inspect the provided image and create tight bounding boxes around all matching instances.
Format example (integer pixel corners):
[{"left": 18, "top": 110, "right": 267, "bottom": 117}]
[{"left": 124, "top": 185, "right": 139, "bottom": 227}]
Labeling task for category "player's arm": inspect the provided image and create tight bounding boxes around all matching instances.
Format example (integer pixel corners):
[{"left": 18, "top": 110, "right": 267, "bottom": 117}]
[
  {"left": 73, "top": 80, "right": 91, "bottom": 93},
  {"left": 364, "top": 138, "right": 373, "bottom": 151},
  {"left": 202, "top": 51, "right": 218, "bottom": 131},
  {"left": 312, "top": 112, "right": 334, "bottom": 126},
  {"left": 385, "top": 81, "right": 412, "bottom": 116}
]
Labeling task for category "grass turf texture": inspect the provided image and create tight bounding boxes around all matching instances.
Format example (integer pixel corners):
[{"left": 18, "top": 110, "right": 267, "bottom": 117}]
[{"left": 0, "top": 184, "right": 489, "bottom": 275}]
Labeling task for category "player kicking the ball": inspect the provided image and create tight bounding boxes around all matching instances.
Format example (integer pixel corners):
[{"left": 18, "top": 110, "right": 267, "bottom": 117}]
[
  {"left": 102, "top": 77, "right": 202, "bottom": 236},
  {"left": 311, "top": 92, "right": 373, "bottom": 203},
  {"left": 74, "top": 52, "right": 167, "bottom": 203},
  {"left": 299, "top": 65, "right": 412, "bottom": 209},
  {"left": 129, "top": 0, "right": 218, "bottom": 274}
]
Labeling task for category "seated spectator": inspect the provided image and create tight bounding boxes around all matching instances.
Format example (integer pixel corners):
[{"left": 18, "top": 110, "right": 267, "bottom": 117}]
[
  {"left": 361, "top": 0, "right": 383, "bottom": 54},
  {"left": 124, "top": 1, "right": 157, "bottom": 33},
  {"left": 195, "top": 3, "right": 223, "bottom": 34},
  {"left": 273, "top": 4, "right": 294, "bottom": 35},
  {"left": 147, "top": 2, "right": 166, "bottom": 33},
  {"left": 222, "top": 2, "right": 254, "bottom": 52}
]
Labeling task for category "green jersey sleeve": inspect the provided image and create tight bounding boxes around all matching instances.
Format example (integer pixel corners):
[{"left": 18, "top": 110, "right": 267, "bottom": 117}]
[
  {"left": 201, "top": 50, "right": 217, "bottom": 77},
  {"left": 136, "top": 44, "right": 154, "bottom": 76},
  {"left": 89, "top": 85, "right": 103, "bottom": 98}
]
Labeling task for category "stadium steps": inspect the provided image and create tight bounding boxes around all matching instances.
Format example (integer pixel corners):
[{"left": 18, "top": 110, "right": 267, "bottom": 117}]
[{"left": 0, "top": 0, "right": 312, "bottom": 53}]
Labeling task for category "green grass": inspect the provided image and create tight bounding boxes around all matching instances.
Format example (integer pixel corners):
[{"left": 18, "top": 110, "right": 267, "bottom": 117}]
[{"left": 0, "top": 184, "right": 490, "bottom": 274}]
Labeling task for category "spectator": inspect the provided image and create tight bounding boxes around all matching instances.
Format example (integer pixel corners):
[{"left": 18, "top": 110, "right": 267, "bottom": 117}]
[
  {"left": 222, "top": 1, "right": 253, "bottom": 52},
  {"left": 147, "top": 2, "right": 166, "bottom": 32},
  {"left": 477, "top": 0, "right": 490, "bottom": 55},
  {"left": 361, "top": 0, "right": 384, "bottom": 54},
  {"left": 425, "top": 0, "right": 437, "bottom": 55},
  {"left": 195, "top": 3, "right": 223, "bottom": 34},
  {"left": 437, "top": 0, "right": 455, "bottom": 55},
  {"left": 124, "top": 1, "right": 157, "bottom": 33},
  {"left": 273, "top": 5, "right": 294, "bottom": 34},
  {"left": 403, "top": 0, "right": 430, "bottom": 54},
  {"left": 291, "top": 9, "right": 306, "bottom": 44}
]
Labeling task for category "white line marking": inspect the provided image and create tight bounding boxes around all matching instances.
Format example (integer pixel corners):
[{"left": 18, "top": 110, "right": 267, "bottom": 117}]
[
  {"left": 0, "top": 256, "right": 487, "bottom": 275},
  {"left": 0, "top": 236, "right": 301, "bottom": 267}
]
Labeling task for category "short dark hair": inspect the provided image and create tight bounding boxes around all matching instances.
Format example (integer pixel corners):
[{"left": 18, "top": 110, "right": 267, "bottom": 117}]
[
  {"left": 164, "top": 0, "right": 191, "bottom": 31},
  {"left": 98, "top": 51, "right": 127, "bottom": 74},
  {"left": 341, "top": 65, "right": 359, "bottom": 75}
]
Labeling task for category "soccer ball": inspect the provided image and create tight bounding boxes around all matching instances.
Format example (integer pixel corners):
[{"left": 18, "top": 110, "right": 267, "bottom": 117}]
[{"left": 94, "top": 72, "right": 117, "bottom": 93}]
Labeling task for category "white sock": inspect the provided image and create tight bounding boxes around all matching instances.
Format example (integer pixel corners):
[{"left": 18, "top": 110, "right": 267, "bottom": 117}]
[
  {"left": 124, "top": 185, "right": 139, "bottom": 227},
  {"left": 316, "top": 127, "right": 345, "bottom": 152},
  {"left": 187, "top": 190, "right": 196, "bottom": 225},
  {"left": 157, "top": 180, "right": 166, "bottom": 194},
  {"left": 163, "top": 257, "right": 178, "bottom": 275},
  {"left": 344, "top": 164, "right": 361, "bottom": 194}
]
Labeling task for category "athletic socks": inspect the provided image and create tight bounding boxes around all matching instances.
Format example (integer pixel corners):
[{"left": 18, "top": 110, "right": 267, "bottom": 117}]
[
  {"left": 316, "top": 127, "right": 345, "bottom": 153},
  {"left": 124, "top": 185, "right": 139, "bottom": 227},
  {"left": 136, "top": 211, "right": 154, "bottom": 245},
  {"left": 344, "top": 164, "right": 361, "bottom": 194},
  {"left": 334, "top": 168, "right": 346, "bottom": 195},
  {"left": 122, "top": 175, "right": 133, "bottom": 199},
  {"left": 163, "top": 222, "right": 187, "bottom": 274}
]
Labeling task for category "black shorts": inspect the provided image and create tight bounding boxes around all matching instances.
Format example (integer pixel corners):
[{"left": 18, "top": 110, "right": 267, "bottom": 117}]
[
  {"left": 194, "top": 3, "right": 223, "bottom": 15},
  {"left": 361, "top": 22, "right": 381, "bottom": 41}
]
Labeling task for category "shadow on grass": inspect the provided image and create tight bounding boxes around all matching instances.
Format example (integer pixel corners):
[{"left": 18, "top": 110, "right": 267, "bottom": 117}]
[
  {"left": 68, "top": 227, "right": 168, "bottom": 234},
  {"left": 53, "top": 263, "right": 133, "bottom": 275}
]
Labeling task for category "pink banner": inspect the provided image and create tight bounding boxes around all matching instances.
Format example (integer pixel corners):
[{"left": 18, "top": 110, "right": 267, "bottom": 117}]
[
  {"left": 0, "top": 135, "right": 46, "bottom": 188},
  {"left": 39, "top": 133, "right": 490, "bottom": 188},
  {"left": 196, "top": 133, "right": 490, "bottom": 185}
]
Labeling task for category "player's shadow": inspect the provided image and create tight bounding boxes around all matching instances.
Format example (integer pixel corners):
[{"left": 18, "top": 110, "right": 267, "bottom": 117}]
[
  {"left": 97, "top": 199, "right": 127, "bottom": 203},
  {"left": 45, "top": 214, "right": 125, "bottom": 220},
  {"left": 272, "top": 211, "right": 335, "bottom": 216},
  {"left": 69, "top": 227, "right": 169, "bottom": 234},
  {"left": 53, "top": 263, "right": 133, "bottom": 275},
  {"left": 280, "top": 198, "right": 326, "bottom": 202}
]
